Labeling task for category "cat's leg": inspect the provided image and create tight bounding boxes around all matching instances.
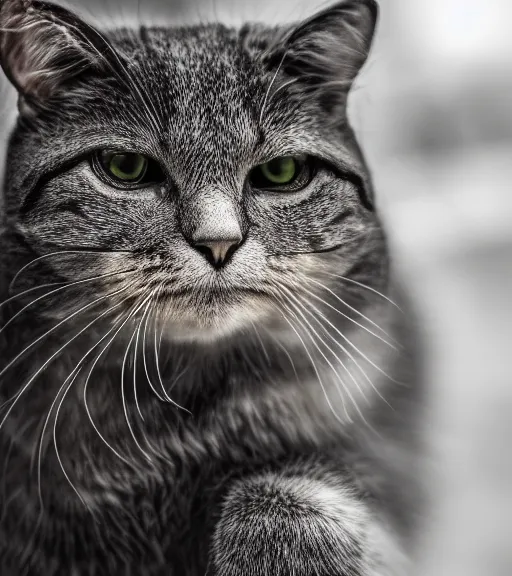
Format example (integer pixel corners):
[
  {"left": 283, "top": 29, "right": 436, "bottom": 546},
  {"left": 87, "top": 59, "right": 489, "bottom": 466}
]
[{"left": 209, "top": 463, "right": 409, "bottom": 576}]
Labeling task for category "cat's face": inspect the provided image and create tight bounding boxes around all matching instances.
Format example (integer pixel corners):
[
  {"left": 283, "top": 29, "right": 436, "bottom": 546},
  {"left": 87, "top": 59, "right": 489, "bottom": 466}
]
[{"left": 0, "top": 0, "right": 383, "bottom": 342}]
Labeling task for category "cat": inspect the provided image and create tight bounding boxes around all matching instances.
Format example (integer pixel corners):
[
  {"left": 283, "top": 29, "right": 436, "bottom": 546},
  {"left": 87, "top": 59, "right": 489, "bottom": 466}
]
[{"left": 0, "top": 0, "right": 425, "bottom": 574}]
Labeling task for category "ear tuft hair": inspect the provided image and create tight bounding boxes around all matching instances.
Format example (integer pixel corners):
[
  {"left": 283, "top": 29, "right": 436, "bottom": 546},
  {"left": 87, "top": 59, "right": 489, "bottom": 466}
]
[
  {"left": 262, "top": 0, "right": 378, "bottom": 117},
  {"left": 0, "top": 0, "right": 114, "bottom": 114}
]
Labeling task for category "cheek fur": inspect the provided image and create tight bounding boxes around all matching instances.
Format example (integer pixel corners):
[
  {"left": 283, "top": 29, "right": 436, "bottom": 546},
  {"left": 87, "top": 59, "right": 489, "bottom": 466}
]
[{"left": 247, "top": 172, "right": 368, "bottom": 256}]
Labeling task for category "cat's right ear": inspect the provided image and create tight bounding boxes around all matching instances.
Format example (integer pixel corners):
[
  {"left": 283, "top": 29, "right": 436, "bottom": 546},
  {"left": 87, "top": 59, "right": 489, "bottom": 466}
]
[
  {"left": 249, "top": 0, "right": 378, "bottom": 122},
  {"left": 0, "top": 0, "right": 116, "bottom": 115}
]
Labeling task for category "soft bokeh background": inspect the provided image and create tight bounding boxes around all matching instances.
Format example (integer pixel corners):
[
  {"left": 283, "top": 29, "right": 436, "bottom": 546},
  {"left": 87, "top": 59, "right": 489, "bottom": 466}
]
[{"left": 1, "top": 0, "right": 511, "bottom": 573}]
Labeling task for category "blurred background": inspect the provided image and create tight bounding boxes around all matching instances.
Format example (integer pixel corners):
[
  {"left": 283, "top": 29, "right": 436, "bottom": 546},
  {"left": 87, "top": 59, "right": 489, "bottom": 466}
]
[{"left": 1, "top": 0, "right": 511, "bottom": 574}]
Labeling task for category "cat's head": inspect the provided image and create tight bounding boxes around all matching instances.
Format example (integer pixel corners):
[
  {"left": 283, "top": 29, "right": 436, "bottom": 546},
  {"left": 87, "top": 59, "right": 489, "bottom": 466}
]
[{"left": 0, "top": 0, "right": 384, "bottom": 343}]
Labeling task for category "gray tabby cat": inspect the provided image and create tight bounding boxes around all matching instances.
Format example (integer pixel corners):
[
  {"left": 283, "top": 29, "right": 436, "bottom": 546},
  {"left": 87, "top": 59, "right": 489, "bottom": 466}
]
[{"left": 0, "top": 0, "right": 424, "bottom": 574}]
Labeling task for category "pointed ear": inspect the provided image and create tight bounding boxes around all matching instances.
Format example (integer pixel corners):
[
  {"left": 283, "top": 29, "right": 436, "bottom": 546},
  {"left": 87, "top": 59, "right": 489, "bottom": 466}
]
[
  {"left": 0, "top": 0, "right": 116, "bottom": 114},
  {"left": 265, "top": 0, "right": 378, "bottom": 116}
]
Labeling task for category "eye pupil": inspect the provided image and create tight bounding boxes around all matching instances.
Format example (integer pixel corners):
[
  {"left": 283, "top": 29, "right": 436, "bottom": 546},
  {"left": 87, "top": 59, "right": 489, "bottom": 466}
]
[
  {"left": 259, "top": 156, "right": 297, "bottom": 185},
  {"left": 113, "top": 155, "right": 138, "bottom": 177},
  {"left": 267, "top": 158, "right": 290, "bottom": 176},
  {"left": 100, "top": 151, "right": 148, "bottom": 182}
]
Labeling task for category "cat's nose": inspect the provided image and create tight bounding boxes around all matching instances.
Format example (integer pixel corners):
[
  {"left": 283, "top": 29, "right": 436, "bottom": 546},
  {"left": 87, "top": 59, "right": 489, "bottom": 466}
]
[
  {"left": 193, "top": 236, "right": 242, "bottom": 268},
  {"left": 181, "top": 188, "right": 245, "bottom": 268}
]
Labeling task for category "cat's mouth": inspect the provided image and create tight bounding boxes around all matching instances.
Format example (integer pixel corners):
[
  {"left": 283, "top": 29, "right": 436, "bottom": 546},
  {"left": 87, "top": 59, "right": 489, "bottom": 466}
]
[{"left": 163, "top": 286, "right": 268, "bottom": 298}]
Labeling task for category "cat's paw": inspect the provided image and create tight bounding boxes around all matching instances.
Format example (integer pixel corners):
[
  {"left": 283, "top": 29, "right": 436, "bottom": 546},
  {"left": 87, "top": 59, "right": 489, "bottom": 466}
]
[{"left": 211, "top": 470, "right": 368, "bottom": 576}]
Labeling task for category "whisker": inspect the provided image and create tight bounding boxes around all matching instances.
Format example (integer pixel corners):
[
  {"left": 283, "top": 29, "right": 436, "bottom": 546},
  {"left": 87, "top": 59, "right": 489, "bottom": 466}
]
[
  {"left": 37, "top": 367, "right": 86, "bottom": 510},
  {"left": 52, "top": 361, "right": 104, "bottom": 521},
  {"left": 148, "top": 280, "right": 168, "bottom": 359},
  {"left": 156, "top": 283, "right": 168, "bottom": 356},
  {"left": 82, "top": 292, "right": 153, "bottom": 465},
  {"left": 121, "top": 298, "right": 154, "bottom": 463},
  {"left": 261, "top": 326, "right": 300, "bottom": 385},
  {"left": 0, "top": 281, "right": 67, "bottom": 312},
  {"left": 9, "top": 250, "right": 132, "bottom": 290},
  {"left": 249, "top": 319, "right": 271, "bottom": 367},
  {"left": 298, "top": 289, "right": 404, "bottom": 386},
  {"left": 324, "top": 272, "right": 403, "bottom": 312},
  {"left": 292, "top": 291, "right": 394, "bottom": 410},
  {"left": 276, "top": 287, "right": 368, "bottom": 427},
  {"left": 152, "top": 303, "right": 190, "bottom": 414},
  {"left": 270, "top": 299, "right": 346, "bottom": 427},
  {"left": 35, "top": 293, "right": 137, "bottom": 512},
  {"left": 142, "top": 297, "right": 168, "bottom": 403},
  {"left": 282, "top": 287, "right": 370, "bottom": 406},
  {"left": 0, "top": 284, "right": 133, "bottom": 416},
  {"left": 265, "top": 77, "right": 299, "bottom": 103},
  {"left": 303, "top": 279, "right": 399, "bottom": 349},
  {"left": 133, "top": 301, "right": 152, "bottom": 422},
  {"left": 167, "top": 364, "right": 190, "bottom": 395},
  {"left": 154, "top": 312, "right": 172, "bottom": 403},
  {"left": 0, "top": 269, "right": 136, "bottom": 338}
]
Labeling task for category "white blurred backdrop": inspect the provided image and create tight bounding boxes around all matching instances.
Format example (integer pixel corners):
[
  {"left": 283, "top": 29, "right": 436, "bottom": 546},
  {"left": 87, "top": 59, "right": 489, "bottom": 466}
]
[{"left": 1, "top": 1, "right": 511, "bottom": 574}]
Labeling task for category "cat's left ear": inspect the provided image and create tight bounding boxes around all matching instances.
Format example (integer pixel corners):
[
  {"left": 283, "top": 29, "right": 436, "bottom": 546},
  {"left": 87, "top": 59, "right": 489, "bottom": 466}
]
[
  {"left": 263, "top": 0, "right": 378, "bottom": 116},
  {"left": 0, "top": 0, "right": 118, "bottom": 115}
]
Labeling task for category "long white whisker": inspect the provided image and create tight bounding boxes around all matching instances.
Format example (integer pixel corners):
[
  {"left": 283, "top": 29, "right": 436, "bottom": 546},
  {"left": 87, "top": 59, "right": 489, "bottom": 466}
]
[
  {"left": 150, "top": 280, "right": 168, "bottom": 361},
  {"left": 142, "top": 298, "right": 167, "bottom": 403},
  {"left": 133, "top": 301, "right": 152, "bottom": 422},
  {"left": 36, "top": 363, "right": 81, "bottom": 509},
  {"left": 156, "top": 281, "right": 168, "bottom": 356},
  {"left": 37, "top": 296, "right": 135, "bottom": 511},
  {"left": 8, "top": 252, "right": 86, "bottom": 289},
  {"left": 261, "top": 326, "right": 300, "bottom": 385},
  {"left": 249, "top": 319, "right": 270, "bottom": 367},
  {"left": 167, "top": 364, "right": 189, "bottom": 395},
  {"left": 9, "top": 250, "right": 131, "bottom": 289},
  {"left": 277, "top": 287, "right": 369, "bottom": 427},
  {"left": 0, "top": 284, "right": 132, "bottom": 424},
  {"left": 282, "top": 287, "right": 371, "bottom": 406},
  {"left": 297, "top": 288, "right": 404, "bottom": 385},
  {"left": 271, "top": 300, "right": 346, "bottom": 427},
  {"left": 0, "top": 269, "right": 136, "bottom": 338},
  {"left": 325, "top": 272, "right": 403, "bottom": 312},
  {"left": 0, "top": 281, "right": 67, "bottom": 311},
  {"left": 51, "top": 368, "right": 90, "bottom": 509},
  {"left": 82, "top": 293, "right": 153, "bottom": 465},
  {"left": 294, "top": 292, "right": 397, "bottom": 407},
  {"left": 303, "top": 279, "right": 399, "bottom": 349},
  {"left": 265, "top": 77, "right": 299, "bottom": 103},
  {"left": 157, "top": 305, "right": 167, "bottom": 354},
  {"left": 154, "top": 311, "right": 172, "bottom": 403},
  {"left": 121, "top": 300, "right": 153, "bottom": 462},
  {"left": 153, "top": 309, "right": 190, "bottom": 414}
]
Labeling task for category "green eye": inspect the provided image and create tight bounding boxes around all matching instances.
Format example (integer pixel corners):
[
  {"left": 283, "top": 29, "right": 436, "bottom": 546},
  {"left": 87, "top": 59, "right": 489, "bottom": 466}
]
[
  {"left": 250, "top": 156, "right": 313, "bottom": 192},
  {"left": 258, "top": 157, "right": 297, "bottom": 185},
  {"left": 93, "top": 150, "right": 166, "bottom": 190},
  {"left": 101, "top": 151, "right": 148, "bottom": 183}
]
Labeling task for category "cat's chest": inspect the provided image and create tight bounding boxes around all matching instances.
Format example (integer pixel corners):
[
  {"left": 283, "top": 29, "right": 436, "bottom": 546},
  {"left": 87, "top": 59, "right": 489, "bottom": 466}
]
[
  {"left": 1, "top": 359, "right": 363, "bottom": 575},
  {"left": 72, "top": 369, "right": 349, "bottom": 515},
  {"left": 63, "top": 397, "right": 343, "bottom": 575}
]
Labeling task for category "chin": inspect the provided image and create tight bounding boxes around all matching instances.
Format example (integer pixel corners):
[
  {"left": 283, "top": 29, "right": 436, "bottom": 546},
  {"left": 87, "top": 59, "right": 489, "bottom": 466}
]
[{"left": 158, "top": 294, "right": 276, "bottom": 344}]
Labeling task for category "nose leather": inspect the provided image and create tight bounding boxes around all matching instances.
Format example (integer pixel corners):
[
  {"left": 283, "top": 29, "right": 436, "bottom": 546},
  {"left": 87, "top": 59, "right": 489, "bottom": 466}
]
[
  {"left": 193, "top": 238, "right": 241, "bottom": 267},
  {"left": 181, "top": 188, "right": 244, "bottom": 268}
]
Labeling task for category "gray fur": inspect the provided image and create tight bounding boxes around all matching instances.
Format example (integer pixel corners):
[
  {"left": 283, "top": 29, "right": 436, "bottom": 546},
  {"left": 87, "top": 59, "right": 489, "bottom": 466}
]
[{"left": 0, "top": 1, "right": 424, "bottom": 574}]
